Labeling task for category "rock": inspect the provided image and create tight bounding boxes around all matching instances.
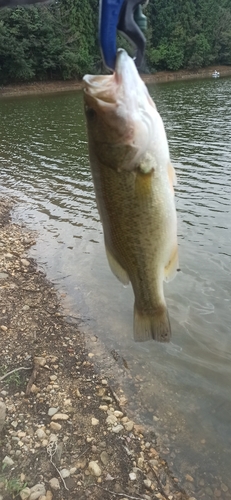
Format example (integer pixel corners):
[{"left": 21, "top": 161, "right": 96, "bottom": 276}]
[
  {"left": 0, "top": 325, "right": 7, "bottom": 332},
  {"left": 51, "top": 413, "right": 69, "bottom": 421},
  {"left": 144, "top": 478, "right": 152, "bottom": 488},
  {"left": 114, "top": 411, "right": 123, "bottom": 418},
  {"left": 99, "top": 405, "right": 108, "bottom": 411},
  {"left": 34, "top": 357, "right": 46, "bottom": 367},
  {"left": 101, "top": 379, "right": 108, "bottom": 385},
  {"left": 2, "top": 456, "right": 14, "bottom": 466},
  {"left": 91, "top": 418, "right": 99, "bottom": 426},
  {"left": 129, "top": 472, "right": 136, "bottom": 481},
  {"left": 60, "top": 469, "right": 70, "bottom": 479},
  {"left": 46, "top": 491, "right": 53, "bottom": 500},
  {"left": 20, "top": 488, "right": 31, "bottom": 500},
  {"left": 0, "top": 402, "right": 6, "bottom": 432},
  {"left": 124, "top": 420, "right": 134, "bottom": 432},
  {"left": 48, "top": 408, "right": 59, "bottom": 417},
  {"left": 30, "top": 385, "right": 39, "bottom": 393},
  {"left": 0, "top": 272, "right": 8, "bottom": 279},
  {"left": 35, "top": 428, "right": 46, "bottom": 440},
  {"left": 29, "top": 483, "right": 46, "bottom": 500},
  {"left": 49, "top": 375, "right": 57, "bottom": 381},
  {"left": 21, "top": 258, "right": 30, "bottom": 266},
  {"left": 185, "top": 474, "right": 194, "bottom": 482},
  {"left": 70, "top": 467, "right": 77, "bottom": 475},
  {"left": 100, "top": 451, "right": 109, "bottom": 465},
  {"left": 111, "top": 424, "right": 123, "bottom": 433},
  {"left": 88, "top": 461, "right": 102, "bottom": 477},
  {"left": 49, "top": 478, "right": 60, "bottom": 490},
  {"left": 50, "top": 422, "right": 61, "bottom": 432},
  {"left": 149, "top": 459, "right": 158, "bottom": 467},
  {"left": 106, "top": 414, "right": 117, "bottom": 425}
]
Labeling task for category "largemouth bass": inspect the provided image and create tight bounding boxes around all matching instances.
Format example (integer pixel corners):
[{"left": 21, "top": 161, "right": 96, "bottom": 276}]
[{"left": 83, "top": 49, "right": 178, "bottom": 342}]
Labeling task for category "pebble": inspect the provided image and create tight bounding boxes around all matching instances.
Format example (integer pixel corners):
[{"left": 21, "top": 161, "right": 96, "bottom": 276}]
[
  {"left": 0, "top": 272, "right": 8, "bottom": 279},
  {"left": 49, "top": 375, "right": 57, "bottom": 381},
  {"left": 0, "top": 325, "right": 7, "bottom": 332},
  {"left": 70, "top": 467, "right": 77, "bottom": 475},
  {"left": 2, "top": 455, "right": 14, "bottom": 466},
  {"left": 29, "top": 483, "right": 46, "bottom": 500},
  {"left": 48, "top": 408, "right": 59, "bottom": 417},
  {"left": 100, "top": 451, "right": 109, "bottom": 465},
  {"left": 0, "top": 402, "right": 6, "bottom": 432},
  {"left": 144, "top": 478, "right": 152, "bottom": 488},
  {"left": 114, "top": 410, "right": 123, "bottom": 418},
  {"left": 88, "top": 461, "right": 102, "bottom": 477},
  {"left": 124, "top": 420, "right": 134, "bottom": 432},
  {"left": 35, "top": 428, "right": 46, "bottom": 440},
  {"left": 106, "top": 414, "right": 117, "bottom": 425},
  {"left": 92, "top": 417, "right": 99, "bottom": 426},
  {"left": 101, "top": 379, "right": 108, "bottom": 385},
  {"left": 129, "top": 472, "right": 136, "bottom": 481},
  {"left": 20, "top": 488, "right": 31, "bottom": 500},
  {"left": 46, "top": 492, "right": 53, "bottom": 500},
  {"left": 51, "top": 413, "right": 69, "bottom": 421},
  {"left": 49, "top": 478, "right": 60, "bottom": 490},
  {"left": 50, "top": 422, "right": 61, "bottom": 431},
  {"left": 21, "top": 258, "right": 30, "bottom": 267},
  {"left": 60, "top": 468, "right": 70, "bottom": 479},
  {"left": 185, "top": 474, "right": 194, "bottom": 482},
  {"left": 112, "top": 424, "right": 123, "bottom": 433},
  {"left": 99, "top": 405, "right": 108, "bottom": 411}
]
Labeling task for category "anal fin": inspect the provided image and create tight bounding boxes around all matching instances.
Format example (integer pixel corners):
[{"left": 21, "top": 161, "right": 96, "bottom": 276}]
[
  {"left": 134, "top": 304, "right": 171, "bottom": 342},
  {"left": 164, "top": 244, "right": 178, "bottom": 282},
  {"left": 105, "top": 246, "right": 130, "bottom": 286},
  {"left": 168, "top": 162, "right": 177, "bottom": 192}
]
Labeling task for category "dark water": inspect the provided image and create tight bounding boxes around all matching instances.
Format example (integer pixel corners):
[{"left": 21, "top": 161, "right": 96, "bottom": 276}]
[{"left": 0, "top": 78, "right": 231, "bottom": 497}]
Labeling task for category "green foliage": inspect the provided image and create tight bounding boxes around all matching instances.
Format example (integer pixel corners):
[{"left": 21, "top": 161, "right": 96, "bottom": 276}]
[
  {"left": 146, "top": 0, "right": 231, "bottom": 71},
  {"left": 0, "top": 0, "right": 231, "bottom": 83},
  {"left": 0, "top": 474, "right": 27, "bottom": 498}
]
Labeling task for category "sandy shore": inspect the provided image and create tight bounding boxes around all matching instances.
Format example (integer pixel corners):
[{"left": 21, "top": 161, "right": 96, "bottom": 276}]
[{"left": 0, "top": 65, "right": 230, "bottom": 98}]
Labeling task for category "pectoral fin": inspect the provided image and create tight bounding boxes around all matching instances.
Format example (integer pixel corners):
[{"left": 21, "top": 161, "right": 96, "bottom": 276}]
[
  {"left": 164, "top": 244, "right": 178, "bottom": 282},
  {"left": 105, "top": 246, "right": 130, "bottom": 286}
]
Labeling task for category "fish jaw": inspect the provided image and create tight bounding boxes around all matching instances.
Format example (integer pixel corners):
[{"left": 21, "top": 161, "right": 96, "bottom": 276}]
[{"left": 83, "top": 50, "right": 170, "bottom": 174}]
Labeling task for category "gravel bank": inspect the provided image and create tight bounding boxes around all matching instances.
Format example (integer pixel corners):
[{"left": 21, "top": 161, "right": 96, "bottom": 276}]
[{"left": 0, "top": 197, "right": 192, "bottom": 500}]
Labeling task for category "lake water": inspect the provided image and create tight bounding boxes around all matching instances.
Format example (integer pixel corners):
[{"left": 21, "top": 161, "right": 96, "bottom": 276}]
[{"left": 0, "top": 77, "right": 231, "bottom": 498}]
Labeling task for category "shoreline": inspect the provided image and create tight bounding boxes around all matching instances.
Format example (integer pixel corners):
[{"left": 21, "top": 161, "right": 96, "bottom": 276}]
[
  {"left": 0, "top": 196, "right": 190, "bottom": 500},
  {"left": 0, "top": 65, "right": 231, "bottom": 98}
]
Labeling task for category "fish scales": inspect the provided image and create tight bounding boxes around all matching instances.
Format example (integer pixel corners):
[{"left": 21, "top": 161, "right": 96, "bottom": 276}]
[{"left": 83, "top": 49, "right": 178, "bottom": 342}]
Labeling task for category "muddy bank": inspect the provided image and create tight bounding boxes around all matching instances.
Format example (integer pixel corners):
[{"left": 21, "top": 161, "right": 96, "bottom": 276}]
[
  {"left": 0, "top": 197, "right": 191, "bottom": 500},
  {"left": 0, "top": 65, "right": 230, "bottom": 98}
]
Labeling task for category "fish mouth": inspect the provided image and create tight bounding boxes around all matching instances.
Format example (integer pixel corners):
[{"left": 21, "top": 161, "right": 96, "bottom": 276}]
[
  {"left": 83, "top": 50, "right": 156, "bottom": 168},
  {"left": 83, "top": 49, "right": 149, "bottom": 108}
]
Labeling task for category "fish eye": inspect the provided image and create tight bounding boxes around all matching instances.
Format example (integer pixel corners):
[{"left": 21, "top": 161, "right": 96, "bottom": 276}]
[{"left": 85, "top": 106, "right": 97, "bottom": 120}]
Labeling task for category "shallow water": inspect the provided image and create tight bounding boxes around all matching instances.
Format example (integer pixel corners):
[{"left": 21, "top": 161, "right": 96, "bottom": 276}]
[{"left": 0, "top": 77, "right": 231, "bottom": 496}]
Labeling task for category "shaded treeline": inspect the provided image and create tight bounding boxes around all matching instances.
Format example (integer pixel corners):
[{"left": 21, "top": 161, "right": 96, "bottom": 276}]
[{"left": 0, "top": 0, "right": 231, "bottom": 83}]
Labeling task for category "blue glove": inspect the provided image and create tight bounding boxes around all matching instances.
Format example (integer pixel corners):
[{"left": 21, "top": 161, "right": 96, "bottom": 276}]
[{"left": 99, "top": 0, "right": 147, "bottom": 71}]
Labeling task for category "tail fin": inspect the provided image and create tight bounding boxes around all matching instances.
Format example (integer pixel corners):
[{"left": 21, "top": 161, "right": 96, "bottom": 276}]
[{"left": 134, "top": 304, "right": 171, "bottom": 342}]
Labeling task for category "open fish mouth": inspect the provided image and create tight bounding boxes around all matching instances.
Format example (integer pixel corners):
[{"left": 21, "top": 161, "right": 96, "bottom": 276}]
[{"left": 83, "top": 50, "right": 156, "bottom": 168}]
